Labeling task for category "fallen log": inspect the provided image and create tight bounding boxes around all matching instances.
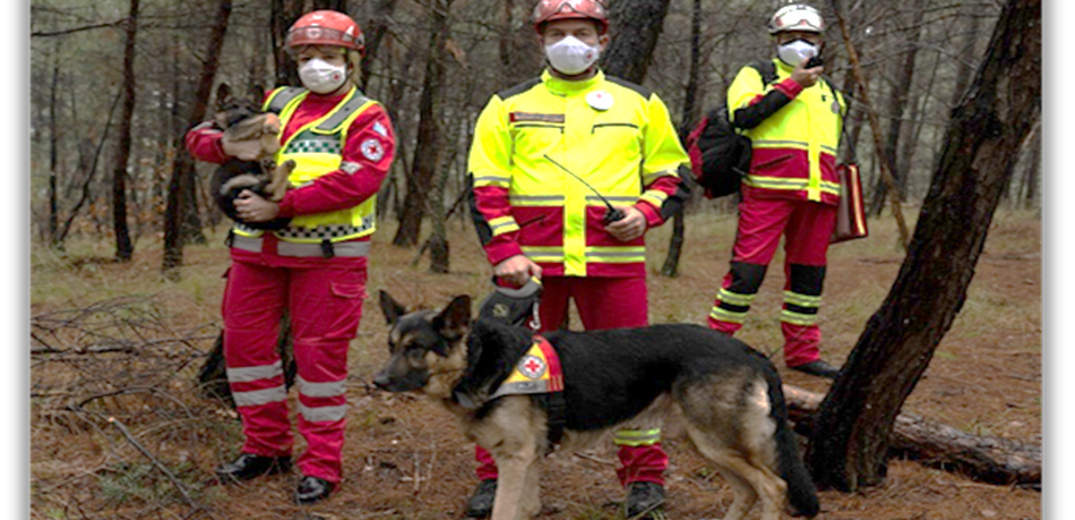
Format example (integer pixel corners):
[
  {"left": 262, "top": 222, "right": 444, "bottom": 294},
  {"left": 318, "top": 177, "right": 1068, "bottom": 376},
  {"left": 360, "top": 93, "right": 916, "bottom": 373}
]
[{"left": 782, "top": 385, "right": 1040, "bottom": 489}]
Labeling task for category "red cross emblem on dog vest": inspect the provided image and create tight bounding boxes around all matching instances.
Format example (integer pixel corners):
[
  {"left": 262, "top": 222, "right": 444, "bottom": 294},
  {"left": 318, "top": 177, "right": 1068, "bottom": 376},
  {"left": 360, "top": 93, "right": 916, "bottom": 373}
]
[{"left": 488, "top": 335, "right": 563, "bottom": 399}]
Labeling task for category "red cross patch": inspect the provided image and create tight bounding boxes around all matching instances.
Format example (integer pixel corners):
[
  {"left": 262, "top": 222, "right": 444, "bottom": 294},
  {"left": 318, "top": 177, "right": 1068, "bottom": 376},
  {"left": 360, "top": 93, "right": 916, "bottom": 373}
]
[
  {"left": 360, "top": 138, "right": 385, "bottom": 162},
  {"left": 519, "top": 354, "right": 546, "bottom": 379}
]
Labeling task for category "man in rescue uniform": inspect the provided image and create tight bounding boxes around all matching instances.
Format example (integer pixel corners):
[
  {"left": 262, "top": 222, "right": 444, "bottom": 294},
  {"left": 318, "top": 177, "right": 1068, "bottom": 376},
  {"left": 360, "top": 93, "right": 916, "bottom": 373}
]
[
  {"left": 185, "top": 10, "right": 395, "bottom": 504},
  {"left": 705, "top": 4, "right": 846, "bottom": 379},
  {"left": 466, "top": 0, "right": 690, "bottom": 517}
]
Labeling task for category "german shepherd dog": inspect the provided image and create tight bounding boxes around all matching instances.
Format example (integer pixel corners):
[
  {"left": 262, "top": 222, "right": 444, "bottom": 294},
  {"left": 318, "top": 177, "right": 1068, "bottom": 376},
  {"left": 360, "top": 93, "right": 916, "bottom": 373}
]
[
  {"left": 210, "top": 83, "right": 295, "bottom": 230},
  {"left": 374, "top": 292, "right": 819, "bottom": 520}
]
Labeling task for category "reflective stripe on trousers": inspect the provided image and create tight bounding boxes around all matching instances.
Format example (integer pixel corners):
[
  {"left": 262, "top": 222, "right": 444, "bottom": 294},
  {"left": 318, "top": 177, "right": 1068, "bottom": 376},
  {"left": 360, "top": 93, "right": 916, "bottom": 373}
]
[
  {"left": 230, "top": 234, "right": 371, "bottom": 257},
  {"left": 223, "top": 259, "right": 366, "bottom": 482}
]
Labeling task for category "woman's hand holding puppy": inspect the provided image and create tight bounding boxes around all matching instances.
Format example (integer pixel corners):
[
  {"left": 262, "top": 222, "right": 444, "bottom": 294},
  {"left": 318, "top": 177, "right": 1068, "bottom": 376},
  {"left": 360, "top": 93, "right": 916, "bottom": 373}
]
[{"left": 235, "top": 190, "right": 280, "bottom": 222}]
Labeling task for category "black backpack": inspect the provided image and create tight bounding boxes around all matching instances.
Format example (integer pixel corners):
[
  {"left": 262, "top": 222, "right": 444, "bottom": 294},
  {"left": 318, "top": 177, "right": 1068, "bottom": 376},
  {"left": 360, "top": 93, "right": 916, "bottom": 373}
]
[{"left": 686, "top": 61, "right": 779, "bottom": 199}]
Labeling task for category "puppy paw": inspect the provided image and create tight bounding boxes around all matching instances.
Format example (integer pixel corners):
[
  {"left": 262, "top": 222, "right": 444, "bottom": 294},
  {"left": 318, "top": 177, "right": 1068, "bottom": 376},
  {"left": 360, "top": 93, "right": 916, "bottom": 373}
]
[{"left": 267, "top": 160, "right": 297, "bottom": 202}]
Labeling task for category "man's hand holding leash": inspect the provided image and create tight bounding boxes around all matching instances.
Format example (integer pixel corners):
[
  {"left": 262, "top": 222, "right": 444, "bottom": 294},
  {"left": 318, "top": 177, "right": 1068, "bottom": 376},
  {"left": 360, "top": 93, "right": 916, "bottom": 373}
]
[{"left": 494, "top": 255, "right": 543, "bottom": 288}]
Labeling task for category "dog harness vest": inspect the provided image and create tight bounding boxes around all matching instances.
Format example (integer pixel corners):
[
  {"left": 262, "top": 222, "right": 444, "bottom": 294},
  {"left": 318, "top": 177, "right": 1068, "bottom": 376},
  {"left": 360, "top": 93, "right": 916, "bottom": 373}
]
[
  {"left": 468, "top": 69, "right": 691, "bottom": 277},
  {"left": 729, "top": 58, "right": 846, "bottom": 204},
  {"left": 488, "top": 335, "right": 563, "bottom": 400},
  {"left": 232, "top": 85, "right": 380, "bottom": 244}
]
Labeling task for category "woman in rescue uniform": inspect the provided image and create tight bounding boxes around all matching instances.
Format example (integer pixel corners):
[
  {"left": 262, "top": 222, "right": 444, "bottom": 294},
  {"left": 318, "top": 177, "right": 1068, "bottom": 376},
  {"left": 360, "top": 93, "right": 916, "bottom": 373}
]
[
  {"left": 185, "top": 10, "right": 395, "bottom": 504},
  {"left": 466, "top": 0, "right": 690, "bottom": 517}
]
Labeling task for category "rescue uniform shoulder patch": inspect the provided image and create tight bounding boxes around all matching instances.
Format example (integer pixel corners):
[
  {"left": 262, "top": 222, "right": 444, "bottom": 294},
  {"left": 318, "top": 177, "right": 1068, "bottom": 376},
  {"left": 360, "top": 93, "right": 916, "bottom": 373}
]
[{"left": 360, "top": 138, "right": 385, "bottom": 162}]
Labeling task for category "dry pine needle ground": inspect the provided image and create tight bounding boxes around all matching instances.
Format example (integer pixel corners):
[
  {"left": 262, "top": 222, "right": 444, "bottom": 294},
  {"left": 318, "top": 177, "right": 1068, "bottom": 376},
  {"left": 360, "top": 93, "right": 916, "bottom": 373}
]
[{"left": 30, "top": 208, "right": 1041, "bottom": 520}]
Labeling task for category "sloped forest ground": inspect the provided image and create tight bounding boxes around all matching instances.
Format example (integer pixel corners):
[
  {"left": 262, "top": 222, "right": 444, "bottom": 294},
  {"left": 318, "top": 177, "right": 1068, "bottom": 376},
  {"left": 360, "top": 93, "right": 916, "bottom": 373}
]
[{"left": 29, "top": 207, "right": 1042, "bottom": 520}]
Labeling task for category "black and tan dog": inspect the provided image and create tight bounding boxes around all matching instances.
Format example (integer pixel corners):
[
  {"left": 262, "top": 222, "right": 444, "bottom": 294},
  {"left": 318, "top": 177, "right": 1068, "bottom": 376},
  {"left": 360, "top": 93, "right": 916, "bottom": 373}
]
[
  {"left": 374, "top": 291, "right": 819, "bottom": 520},
  {"left": 210, "top": 83, "right": 295, "bottom": 230}
]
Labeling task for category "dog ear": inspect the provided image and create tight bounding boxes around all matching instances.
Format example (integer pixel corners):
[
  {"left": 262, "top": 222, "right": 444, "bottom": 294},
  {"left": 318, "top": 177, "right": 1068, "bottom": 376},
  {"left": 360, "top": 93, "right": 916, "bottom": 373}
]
[
  {"left": 434, "top": 295, "right": 472, "bottom": 340},
  {"left": 247, "top": 84, "right": 265, "bottom": 105},
  {"left": 379, "top": 290, "right": 407, "bottom": 326},
  {"left": 213, "top": 83, "right": 233, "bottom": 128},
  {"left": 215, "top": 83, "right": 232, "bottom": 111}
]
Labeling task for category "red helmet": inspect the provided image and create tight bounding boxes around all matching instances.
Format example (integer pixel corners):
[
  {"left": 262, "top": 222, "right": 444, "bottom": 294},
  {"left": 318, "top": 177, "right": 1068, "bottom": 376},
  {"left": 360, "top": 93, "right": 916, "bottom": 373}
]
[
  {"left": 532, "top": 0, "right": 609, "bottom": 34},
  {"left": 286, "top": 10, "right": 366, "bottom": 54}
]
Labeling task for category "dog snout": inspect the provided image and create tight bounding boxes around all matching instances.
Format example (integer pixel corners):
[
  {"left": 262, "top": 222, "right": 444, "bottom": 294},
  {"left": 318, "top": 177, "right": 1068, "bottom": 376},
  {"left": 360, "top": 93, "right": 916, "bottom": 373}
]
[{"left": 372, "top": 370, "right": 393, "bottom": 390}]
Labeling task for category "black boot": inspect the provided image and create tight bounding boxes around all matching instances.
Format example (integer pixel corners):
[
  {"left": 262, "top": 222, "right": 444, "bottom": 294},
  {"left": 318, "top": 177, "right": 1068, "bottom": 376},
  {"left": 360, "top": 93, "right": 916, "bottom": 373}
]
[
  {"left": 464, "top": 479, "right": 497, "bottom": 518},
  {"left": 215, "top": 453, "right": 291, "bottom": 481},
  {"left": 295, "top": 475, "right": 335, "bottom": 504},
  {"left": 789, "top": 359, "right": 841, "bottom": 379},
  {"left": 625, "top": 481, "right": 666, "bottom": 519}
]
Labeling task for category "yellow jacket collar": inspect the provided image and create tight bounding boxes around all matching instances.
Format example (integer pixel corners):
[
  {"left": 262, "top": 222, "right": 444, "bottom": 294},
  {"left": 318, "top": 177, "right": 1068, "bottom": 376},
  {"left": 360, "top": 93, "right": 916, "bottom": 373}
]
[
  {"left": 542, "top": 68, "right": 604, "bottom": 96},
  {"left": 775, "top": 58, "right": 795, "bottom": 75}
]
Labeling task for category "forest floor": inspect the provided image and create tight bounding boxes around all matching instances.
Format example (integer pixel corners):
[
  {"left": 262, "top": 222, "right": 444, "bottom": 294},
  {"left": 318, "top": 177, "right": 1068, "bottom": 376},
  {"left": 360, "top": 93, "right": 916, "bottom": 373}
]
[{"left": 29, "top": 207, "right": 1042, "bottom": 520}]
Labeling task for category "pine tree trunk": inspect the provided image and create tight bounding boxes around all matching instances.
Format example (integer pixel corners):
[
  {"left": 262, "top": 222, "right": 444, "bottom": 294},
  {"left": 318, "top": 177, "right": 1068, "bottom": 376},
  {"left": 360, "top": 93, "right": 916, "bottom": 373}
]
[
  {"left": 111, "top": 0, "right": 139, "bottom": 262},
  {"left": 806, "top": 0, "right": 1040, "bottom": 492},
  {"left": 359, "top": 0, "right": 398, "bottom": 92},
  {"left": 1021, "top": 124, "right": 1040, "bottom": 208},
  {"left": 48, "top": 54, "right": 60, "bottom": 249},
  {"left": 659, "top": 0, "right": 701, "bottom": 278},
  {"left": 162, "top": 0, "right": 232, "bottom": 274},
  {"left": 428, "top": 163, "right": 451, "bottom": 273},
  {"left": 392, "top": 0, "right": 449, "bottom": 247},
  {"left": 271, "top": 0, "right": 303, "bottom": 88},
  {"left": 600, "top": 0, "right": 671, "bottom": 83}
]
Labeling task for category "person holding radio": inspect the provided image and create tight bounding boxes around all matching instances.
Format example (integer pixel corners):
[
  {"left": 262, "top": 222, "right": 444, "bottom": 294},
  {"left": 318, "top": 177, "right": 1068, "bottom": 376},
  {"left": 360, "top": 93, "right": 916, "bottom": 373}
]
[
  {"left": 464, "top": 0, "right": 690, "bottom": 517},
  {"left": 704, "top": 3, "right": 848, "bottom": 379}
]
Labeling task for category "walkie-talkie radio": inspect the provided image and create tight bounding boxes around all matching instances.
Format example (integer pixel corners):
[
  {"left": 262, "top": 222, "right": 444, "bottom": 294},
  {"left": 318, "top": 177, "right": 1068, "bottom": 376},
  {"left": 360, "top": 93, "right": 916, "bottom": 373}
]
[{"left": 542, "top": 154, "right": 626, "bottom": 224}]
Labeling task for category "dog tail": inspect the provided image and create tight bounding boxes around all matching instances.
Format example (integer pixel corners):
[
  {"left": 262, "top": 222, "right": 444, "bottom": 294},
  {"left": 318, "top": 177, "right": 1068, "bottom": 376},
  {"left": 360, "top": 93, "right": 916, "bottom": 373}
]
[{"left": 764, "top": 369, "right": 820, "bottom": 517}]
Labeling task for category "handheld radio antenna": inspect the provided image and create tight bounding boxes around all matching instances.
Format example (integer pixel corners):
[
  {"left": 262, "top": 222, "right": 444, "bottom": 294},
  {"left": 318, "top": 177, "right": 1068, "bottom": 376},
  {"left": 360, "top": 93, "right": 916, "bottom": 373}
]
[{"left": 542, "top": 154, "right": 625, "bottom": 224}]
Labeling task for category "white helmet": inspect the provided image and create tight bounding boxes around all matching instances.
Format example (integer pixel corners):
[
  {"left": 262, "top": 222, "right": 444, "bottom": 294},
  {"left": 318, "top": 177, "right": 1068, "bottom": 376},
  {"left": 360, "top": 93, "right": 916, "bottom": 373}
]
[{"left": 768, "top": 4, "right": 825, "bottom": 35}]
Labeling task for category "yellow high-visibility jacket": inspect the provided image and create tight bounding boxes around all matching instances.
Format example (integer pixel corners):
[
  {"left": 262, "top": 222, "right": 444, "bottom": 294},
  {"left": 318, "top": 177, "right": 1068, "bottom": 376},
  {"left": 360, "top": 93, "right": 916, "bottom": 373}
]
[
  {"left": 468, "top": 69, "right": 690, "bottom": 278},
  {"left": 232, "top": 86, "right": 384, "bottom": 243},
  {"left": 728, "top": 58, "right": 846, "bottom": 204}
]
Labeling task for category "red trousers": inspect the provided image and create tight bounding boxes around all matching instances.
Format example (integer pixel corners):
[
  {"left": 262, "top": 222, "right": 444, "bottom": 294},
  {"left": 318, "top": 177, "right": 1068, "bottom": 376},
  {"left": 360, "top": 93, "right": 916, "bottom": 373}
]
[
  {"left": 222, "top": 250, "right": 366, "bottom": 483},
  {"left": 706, "top": 189, "right": 837, "bottom": 367},
  {"left": 476, "top": 276, "right": 669, "bottom": 487}
]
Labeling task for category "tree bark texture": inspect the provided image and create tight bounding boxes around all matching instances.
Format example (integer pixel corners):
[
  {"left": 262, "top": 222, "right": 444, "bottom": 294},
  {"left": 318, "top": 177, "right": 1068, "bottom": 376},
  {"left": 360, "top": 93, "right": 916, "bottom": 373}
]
[
  {"left": 313, "top": 0, "right": 347, "bottom": 10},
  {"left": 898, "top": 49, "right": 939, "bottom": 196},
  {"left": 659, "top": 0, "right": 701, "bottom": 278},
  {"left": 806, "top": 0, "right": 1040, "bottom": 492},
  {"left": 600, "top": 0, "right": 671, "bottom": 84},
  {"left": 496, "top": 0, "right": 541, "bottom": 88},
  {"left": 783, "top": 386, "right": 1040, "bottom": 488},
  {"left": 427, "top": 161, "right": 451, "bottom": 273},
  {"left": 48, "top": 55, "right": 60, "bottom": 249},
  {"left": 162, "top": 0, "right": 232, "bottom": 273},
  {"left": 271, "top": 0, "right": 303, "bottom": 88},
  {"left": 392, "top": 0, "right": 449, "bottom": 247},
  {"left": 1021, "top": 125, "right": 1040, "bottom": 208},
  {"left": 359, "top": 0, "right": 398, "bottom": 92},
  {"left": 111, "top": 0, "right": 138, "bottom": 262}
]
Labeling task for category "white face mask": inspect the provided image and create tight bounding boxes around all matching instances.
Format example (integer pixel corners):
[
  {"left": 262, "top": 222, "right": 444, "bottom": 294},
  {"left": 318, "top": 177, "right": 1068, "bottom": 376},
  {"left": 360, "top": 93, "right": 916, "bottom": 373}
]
[
  {"left": 545, "top": 36, "right": 601, "bottom": 76},
  {"left": 777, "top": 39, "right": 819, "bottom": 67},
  {"left": 299, "top": 58, "right": 348, "bottom": 94}
]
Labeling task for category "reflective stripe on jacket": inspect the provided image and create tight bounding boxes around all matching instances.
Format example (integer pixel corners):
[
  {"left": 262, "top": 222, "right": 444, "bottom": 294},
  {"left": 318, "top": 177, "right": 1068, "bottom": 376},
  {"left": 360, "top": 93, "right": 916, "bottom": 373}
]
[
  {"left": 234, "top": 86, "right": 380, "bottom": 243},
  {"left": 469, "top": 69, "right": 690, "bottom": 277},
  {"left": 728, "top": 59, "right": 846, "bottom": 204}
]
